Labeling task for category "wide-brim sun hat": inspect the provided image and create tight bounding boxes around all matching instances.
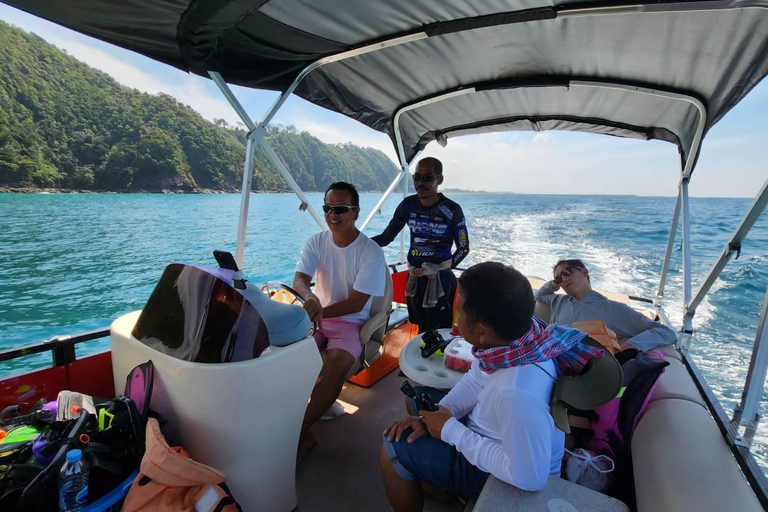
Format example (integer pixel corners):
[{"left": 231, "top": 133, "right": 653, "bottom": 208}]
[{"left": 551, "top": 337, "right": 624, "bottom": 434}]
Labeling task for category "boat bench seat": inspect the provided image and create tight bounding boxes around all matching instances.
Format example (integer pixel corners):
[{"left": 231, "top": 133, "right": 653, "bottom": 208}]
[
  {"left": 657, "top": 342, "right": 683, "bottom": 361},
  {"left": 648, "top": 357, "right": 705, "bottom": 406},
  {"left": 533, "top": 299, "right": 553, "bottom": 323},
  {"left": 632, "top": 398, "right": 762, "bottom": 512},
  {"left": 471, "top": 474, "right": 629, "bottom": 512},
  {"left": 469, "top": 350, "right": 763, "bottom": 512},
  {"left": 528, "top": 284, "right": 760, "bottom": 512}
]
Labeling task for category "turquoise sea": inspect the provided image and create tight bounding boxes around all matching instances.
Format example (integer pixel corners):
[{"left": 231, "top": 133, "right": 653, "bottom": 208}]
[{"left": 2, "top": 192, "right": 768, "bottom": 469}]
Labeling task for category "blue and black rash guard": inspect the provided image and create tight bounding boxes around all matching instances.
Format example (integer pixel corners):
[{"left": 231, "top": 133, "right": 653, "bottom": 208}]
[{"left": 372, "top": 194, "right": 470, "bottom": 268}]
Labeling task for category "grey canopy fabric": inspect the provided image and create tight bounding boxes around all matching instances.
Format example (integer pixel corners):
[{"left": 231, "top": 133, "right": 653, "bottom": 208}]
[{"left": 5, "top": 0, "right": 768, "bottom": 170}]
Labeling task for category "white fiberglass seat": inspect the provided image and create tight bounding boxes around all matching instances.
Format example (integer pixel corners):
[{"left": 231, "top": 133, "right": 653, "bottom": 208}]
[
  {"left": 351, "top": 264, "right": 394, "bottom": 376},
  {"left": 111, "top": 310, "right": 322, "bottom": 512}
]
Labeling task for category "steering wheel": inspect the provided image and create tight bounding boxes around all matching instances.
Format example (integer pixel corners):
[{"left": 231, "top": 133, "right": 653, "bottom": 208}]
[
  {"left": 260, "top": 282, "right": 306, "bottom": 305},
  {"left": 260, "top": 282, "right": 320, "bottom": 335}
]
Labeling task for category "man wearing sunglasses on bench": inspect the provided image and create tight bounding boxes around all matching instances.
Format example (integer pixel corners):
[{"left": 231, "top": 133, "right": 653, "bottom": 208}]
[
  {"left": 372, "top": 157, "right": 470, "bottom": 333},
  {"left": 293, "top": 182, "right": 386, "bottom": 460},
  {"left": 534, "top": 259, "right": 676, "bottom": 352}
]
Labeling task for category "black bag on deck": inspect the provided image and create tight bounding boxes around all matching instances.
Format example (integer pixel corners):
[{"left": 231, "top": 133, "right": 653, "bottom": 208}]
[
  {"left": 9, "top": 398, "right": 144, "bottom": 512},
  {"left": 566, "top": 348, "right": 669, "bottom": 510}
]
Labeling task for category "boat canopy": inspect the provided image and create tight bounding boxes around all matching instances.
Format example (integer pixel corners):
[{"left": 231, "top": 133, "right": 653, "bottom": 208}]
[{"left": 4, "top": 0, "right": 768, "bottom": 170}]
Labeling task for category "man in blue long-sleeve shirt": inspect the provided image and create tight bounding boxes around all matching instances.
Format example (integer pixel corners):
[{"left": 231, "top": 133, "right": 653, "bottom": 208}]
[{"left": 372, "top": 157, "right": 470, "bottom": 332}]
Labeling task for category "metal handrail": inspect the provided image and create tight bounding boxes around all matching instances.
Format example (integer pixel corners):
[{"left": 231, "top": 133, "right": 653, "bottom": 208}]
[
  {"left": 360, "top": 168, "right": 408, "bottom": 232},
  {"left": 0, "top": 328, "right": 110, "bottom": 366},
  {"left": 627, "top": 295, "right": 654, "bottom": 304},
  {"left": 656, "top": 192, "right": 681, "bottom": 305},
  {"left": 687, "top": 177, "right": 768, "bottom": 318},
  {"left": 684, "top": 351, "right": 768, "bottom": 510}
]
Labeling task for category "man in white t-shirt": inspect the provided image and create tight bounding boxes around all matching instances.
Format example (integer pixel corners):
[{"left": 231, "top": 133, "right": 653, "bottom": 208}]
[
  {"left": 293, "top": 181, "right": 386, "bottom": 460},
  {"left": 381, "top": 262, "right": 574, "bottom": 509}
]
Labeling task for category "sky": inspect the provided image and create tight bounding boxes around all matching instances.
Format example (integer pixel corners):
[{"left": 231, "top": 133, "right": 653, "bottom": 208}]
[{"left": 1, "top": 5, "right": 767, "bottom": 198}]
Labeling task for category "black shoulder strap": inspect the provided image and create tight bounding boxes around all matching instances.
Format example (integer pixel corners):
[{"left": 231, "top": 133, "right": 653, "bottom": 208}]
[{"left": 532, "top": 362, "right": 557, "bottom": 382}]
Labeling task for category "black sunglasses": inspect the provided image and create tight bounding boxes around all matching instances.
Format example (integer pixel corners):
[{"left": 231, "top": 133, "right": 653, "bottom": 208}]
[
  {"left": 322, "top": 204, "right": 357, "bottom": 214},
  {"left": 554, "top": 266, "right": 583, "bottom": 284},
  {"left": 412, "top": 173, "right": 438, "bottom": 183}
]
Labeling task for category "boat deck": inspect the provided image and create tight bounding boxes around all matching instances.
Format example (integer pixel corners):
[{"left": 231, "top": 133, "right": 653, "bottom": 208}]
[{"left": 296, "top": 368, "right": 464, "bottom": 512}]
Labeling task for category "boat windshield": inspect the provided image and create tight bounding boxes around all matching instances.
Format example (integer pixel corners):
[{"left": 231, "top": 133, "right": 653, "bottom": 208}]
[{"left": 132, "top": 263, "right": 270, "bottom": 363}]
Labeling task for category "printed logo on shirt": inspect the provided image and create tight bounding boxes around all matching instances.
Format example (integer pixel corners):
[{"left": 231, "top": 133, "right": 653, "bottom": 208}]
[{"left": 410, "top": 219, "right": 448, "bottom": 236}]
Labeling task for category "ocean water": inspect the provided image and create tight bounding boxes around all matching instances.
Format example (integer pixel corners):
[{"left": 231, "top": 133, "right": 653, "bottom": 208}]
[{"left": 2, "top": 192, "right": 768, "bottom": 471}]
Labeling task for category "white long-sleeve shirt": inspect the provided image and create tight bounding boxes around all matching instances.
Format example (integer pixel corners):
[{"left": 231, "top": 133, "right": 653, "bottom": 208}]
[
  {"left": 439, "top": 358, "right": 564, "bottom": 491},
  {"left": 535, "top": 282, "right": 676, "bottom": 352}
]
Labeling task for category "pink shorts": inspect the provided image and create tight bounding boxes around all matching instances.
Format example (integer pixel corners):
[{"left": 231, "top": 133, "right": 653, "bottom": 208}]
[{"left": 313, "top": 318, "right": 364, "bottom": 359}]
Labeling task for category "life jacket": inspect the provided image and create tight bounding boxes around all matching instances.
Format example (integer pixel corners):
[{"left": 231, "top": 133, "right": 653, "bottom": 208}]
[
  {"left": 122, "top": 418, "right": 241, "bottom": 512},
  {"left": 571, "top": 320, "right": 622, "bottom": 355}
]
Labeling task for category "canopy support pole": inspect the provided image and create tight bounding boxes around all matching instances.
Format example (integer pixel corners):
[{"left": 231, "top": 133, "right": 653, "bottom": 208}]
[
  {"left": 208, "top": 34, "right": 432, "bottom": 266},
  {"left": 259, "top": 140, "right": 327, "bottom": 229},
  {"left": 209, "top": 73, "right": 257, "bottom": 132},
  {"left": 209, "top": 72, "right": 327, "bottom": 267},
  {"left": 400, "top": 164, "right": 409, "bottom": 262},
  {"left": 258, "top": 33, "right": 428, "bottom": 129},
  {"left": 730, "top": 281, "right": 768, "bottom": 449},
  {"left": 233, "top": 137, "right": 257, "bottom": 266},
  {"left": 686, "top": 178, "right": 768, "bottom": 319},
  {"left": 656, "top": 192, "right": 681, "bottom": 309},
  {"left": 360, "top": 169, "right": 407, "bottom": 232},
  {"left": 573, "top": 83, "right": 707, "bottom": 349},
  {"left": 679, "top": 177, "right": 694, "bottom": 351},
  {"left": 209, "top": 72, "right": 259, "bottom": 267}
]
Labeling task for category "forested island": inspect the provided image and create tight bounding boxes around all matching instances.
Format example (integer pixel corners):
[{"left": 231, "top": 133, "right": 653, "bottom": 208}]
[{"left": 0, "top": 21, "right": 398, "bottom": 193}]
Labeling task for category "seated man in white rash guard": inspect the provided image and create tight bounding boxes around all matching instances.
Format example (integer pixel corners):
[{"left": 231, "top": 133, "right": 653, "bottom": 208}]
[{"left": 380, "top": 261, "right": 605, "bottom": 511}]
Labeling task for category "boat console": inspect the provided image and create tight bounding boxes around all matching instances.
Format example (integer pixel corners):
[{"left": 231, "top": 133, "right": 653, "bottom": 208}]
[{"left": 110, "top": 256, "right": 321, "bottom": 512}]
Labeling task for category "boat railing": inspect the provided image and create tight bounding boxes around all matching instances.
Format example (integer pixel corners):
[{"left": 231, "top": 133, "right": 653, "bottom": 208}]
[
  {"left": 658, "top": 177, "right": 768, "bottom": 461},
  {"left": 651, "top": 175, "right": 768, "bottom": 507},
  {"left": 0, "top": 328, "right": 111, "bottom": 367}
]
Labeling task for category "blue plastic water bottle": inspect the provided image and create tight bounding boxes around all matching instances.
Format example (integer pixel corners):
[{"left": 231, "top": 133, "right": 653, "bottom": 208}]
[{"left": 59, "top": 449, "right": 89, "bottom": 511}]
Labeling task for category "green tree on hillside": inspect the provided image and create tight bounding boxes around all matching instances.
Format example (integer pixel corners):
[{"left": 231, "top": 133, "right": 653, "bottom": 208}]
[{"left": 0, "top": 21, "right": 398, "bottom": 192}]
